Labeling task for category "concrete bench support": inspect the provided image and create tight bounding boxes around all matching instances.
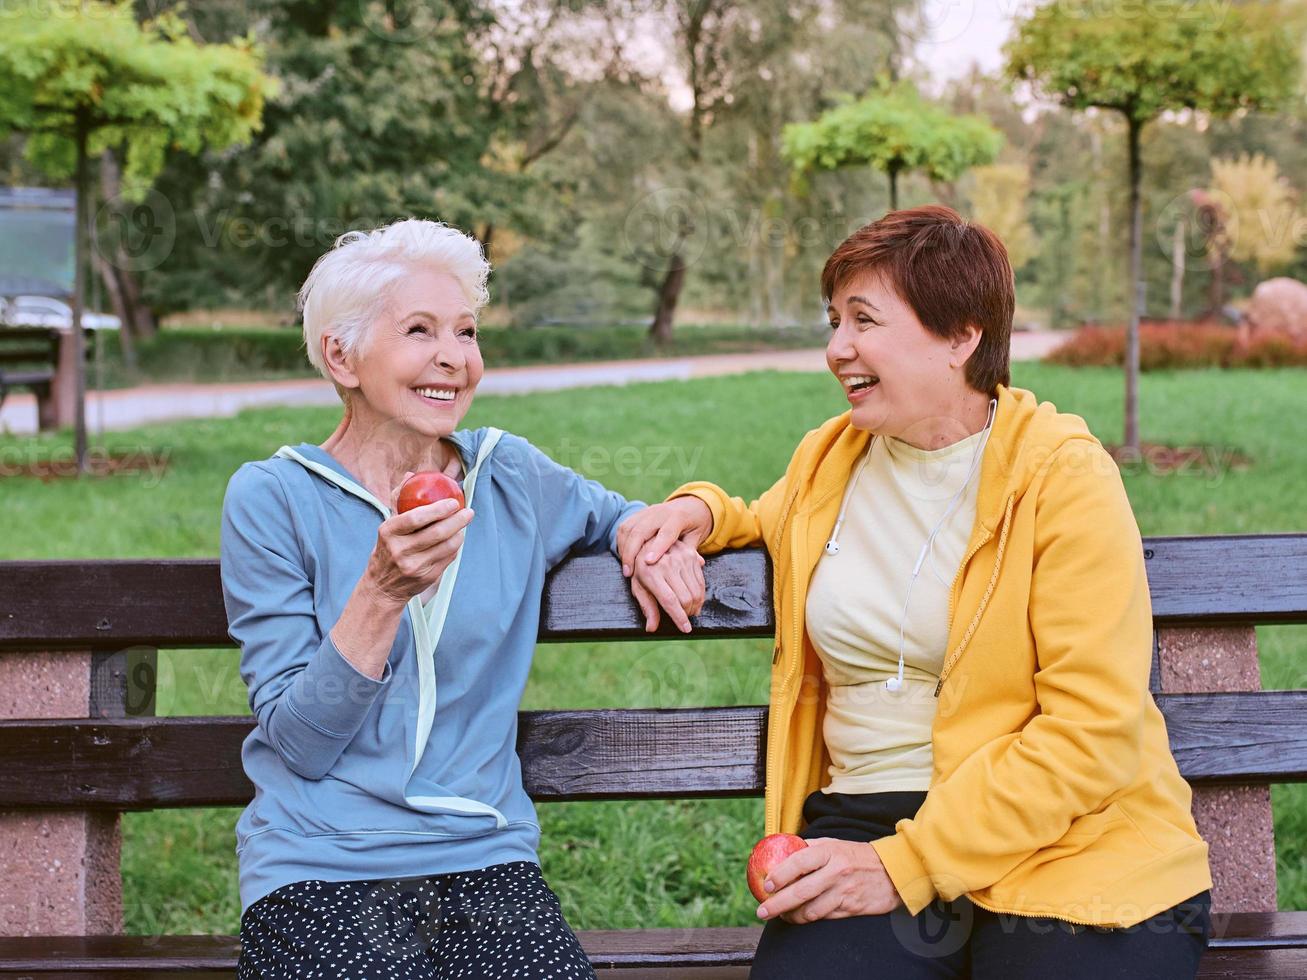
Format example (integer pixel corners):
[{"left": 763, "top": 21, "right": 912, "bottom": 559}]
[{"left": 1157, "top": 625, "right": 1276, "bottom": 912}]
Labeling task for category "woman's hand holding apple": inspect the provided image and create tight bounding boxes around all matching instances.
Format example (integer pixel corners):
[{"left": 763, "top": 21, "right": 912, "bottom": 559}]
[
  {"left": 755, "top": 837, "right": 903, "bottom": 924},
  {"left": 363, "top": 471, "right": 474, "bottom": 607}
]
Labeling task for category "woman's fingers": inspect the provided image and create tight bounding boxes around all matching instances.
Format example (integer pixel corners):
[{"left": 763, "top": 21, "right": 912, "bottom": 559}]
[
  {"left": 618, "top": 514, "right": 655, "bottom": 577},
  {"left": 764, "top": 844, "right": 827, "bottom": 893},
  {"left": 669, "top": 551, "right": 705, "bottom": 618},
  {"left": 682, "top": 560, "right": 706, "bottom": 617},
  {"left": 637, "top": 565, "right": 693, "bottom": 633},
  {"left": 666, "top": 563, "right": 694, "bottom": 610},
  {"left": 390, "top": 497, "right": 464, "bottom": 533},
  {"left": 629, "top": 575, "right": 661, "bottom": 632},
  {"left": 418, "top": 506, "right": 474, "bottom": 542},
  {"left": 782, "top": 883, "right": 847, "bottom": 924},
  {"left": 388, "top": 471, "right": 416, "bottom": 513},
  {"left": 671, "top": 542, "right": 707, "bottom": 610},
  {"left": 758, "top": 865, "right": 835, "bottom": 920},
  {"left": 374, "top": 504, "right": 473, "bottom": 590},
  {"left": 641, "top": 522, "right": 685, "bottom": 568}
]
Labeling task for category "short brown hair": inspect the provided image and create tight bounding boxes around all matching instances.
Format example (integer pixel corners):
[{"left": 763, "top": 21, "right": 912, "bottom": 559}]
[{"left": 821, "top": 205, "right": 1013, "bottom": 394}]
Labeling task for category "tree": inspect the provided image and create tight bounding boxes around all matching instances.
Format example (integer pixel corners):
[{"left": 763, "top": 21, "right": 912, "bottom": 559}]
[
  {"left": 1006, "top": 0, "right": 1301, "bottom": 455},
  {"left": 646, "top": 0, "right": 794, "bottom": 345},
  {"left": 0, "top": 1, "right": 271, "bottom": 472},
  {"left": 478, "top": 0, "right": 646, "bottom": 256},
  {"left": 142, "top": 0, "right": 541, "bottom": 318},
  {"left": 781, "top": 81, "right": 1002, "bottom": 210},
  {"left": 968, "top": 163, "right": 1036, "bottom": 272},
  {"left": 1210, "top": 153, "right": 1299, "bottom": 275},
  {"left": 498, "top": 0, "right": 915, "bottom": 333}
]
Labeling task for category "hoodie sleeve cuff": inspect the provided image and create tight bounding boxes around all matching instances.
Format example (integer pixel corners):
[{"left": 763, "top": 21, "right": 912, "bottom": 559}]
[
  {"left": 667, "top": 483, "right": 723, "bottom": 552},
  {"left": 871, "top": 832, "right": 938, "bottom": 916},
  {"left": 285, "top": 631, "right": 392, "bottom": 739}
]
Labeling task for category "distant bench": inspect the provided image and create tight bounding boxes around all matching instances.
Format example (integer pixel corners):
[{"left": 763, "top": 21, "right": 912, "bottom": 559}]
[
  {"left": 0, "top": 533, "right": 1305, "bottom": 977},
  {"left": 0, "top": 325, "right": 94, "bottom": 432}
]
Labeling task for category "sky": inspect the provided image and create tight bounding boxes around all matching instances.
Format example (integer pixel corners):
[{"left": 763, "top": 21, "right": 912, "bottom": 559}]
[
  {"left": 638, "top": 0, "right": 1025, "bottom": 111},
  {"left": 909, "top": 0, "right": 1020, "bottom": 89}
]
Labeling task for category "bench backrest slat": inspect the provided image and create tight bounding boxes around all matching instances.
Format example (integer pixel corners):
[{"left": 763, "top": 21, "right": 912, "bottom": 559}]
[
  {"left": 2, "top": 534, "right": 1306, "bottom": 652},
  {"left": 0, "top": 692, "right": 1302, "bottom": 810}
]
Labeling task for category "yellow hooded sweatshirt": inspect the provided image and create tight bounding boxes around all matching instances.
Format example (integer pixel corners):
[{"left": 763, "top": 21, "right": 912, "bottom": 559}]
[{"left": 670, "top": 384, "right": 1212, "bottom": 927}]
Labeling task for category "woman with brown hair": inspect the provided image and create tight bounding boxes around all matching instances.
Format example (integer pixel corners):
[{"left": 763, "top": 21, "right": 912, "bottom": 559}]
[{"left": 617, "top": 205, "right": 1213, "bottom": 978}]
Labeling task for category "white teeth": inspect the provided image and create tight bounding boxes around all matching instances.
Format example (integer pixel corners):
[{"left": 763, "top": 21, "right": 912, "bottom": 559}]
[
  {"left": 843, "top": 375, "right": 879, "bottom": 390},
  {"left": 416, "top": 387, "right": 456, "bottom": 401}
]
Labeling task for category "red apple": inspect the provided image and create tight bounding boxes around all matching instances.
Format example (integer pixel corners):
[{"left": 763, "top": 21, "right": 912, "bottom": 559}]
[
  {"left": 747, "top": 833, "right": 808, "bottom": 903},
  {"left": 396, "top": 471, "right": 465, "bottom": 514}
]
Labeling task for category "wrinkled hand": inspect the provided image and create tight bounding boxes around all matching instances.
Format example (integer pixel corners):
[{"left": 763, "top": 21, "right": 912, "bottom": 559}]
[
  {"left": 629, "top": 540, "right": 705, "bottom": 633},
  {"left": 617, "top": 497, "right": 713, "bottom": 577},
  {"left": 364, "top": 471, "right": 474, "bottom": 606},
  {"left": 756, "top": 838, "right": 903, "bottom": 924}
]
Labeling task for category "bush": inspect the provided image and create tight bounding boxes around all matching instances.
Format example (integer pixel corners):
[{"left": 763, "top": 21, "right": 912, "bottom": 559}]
[
  {"left": 100, "top": 327, "right": 307, "bottom": 371},
  {"left": 1044, "top": 322, "right": 1307, "bottom": 370},
  {"left": 92, "top": 327, "right": 311, "bottom": 388},
  {"left": 88, "top": 322, "right": 829, "bottom": 388},
  {"left": 1240, "top": 332, "right": 1307, "bottom": 368}
]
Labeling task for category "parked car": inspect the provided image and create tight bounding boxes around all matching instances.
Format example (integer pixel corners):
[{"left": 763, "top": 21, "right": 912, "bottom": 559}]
[{"left": 0, "top": 295, "right": 120, "bottom": 330}]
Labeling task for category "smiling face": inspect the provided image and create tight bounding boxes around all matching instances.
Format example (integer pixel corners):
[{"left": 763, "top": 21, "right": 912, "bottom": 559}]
[
  {"left": 826, "top": 269, "right": 981, "bottom": 443},
  {"left": 332, "top": 266, "right": 483, "bottom": 442}
]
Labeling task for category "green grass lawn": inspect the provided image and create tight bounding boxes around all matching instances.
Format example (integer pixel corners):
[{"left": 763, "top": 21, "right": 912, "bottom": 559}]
[{"left": 1, "top": 362, "right": 1303, "bottom": 932}]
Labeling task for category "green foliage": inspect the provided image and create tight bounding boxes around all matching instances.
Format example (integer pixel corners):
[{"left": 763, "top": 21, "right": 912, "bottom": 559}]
[
  {"left": 967, "top": 162, "right": 1036, "bottom": 271},
  {"left": 1209, "top": 153, "right": 1300, "bottom": 273},
  {"left": 781, "top": 81, "right": 1003, "bottom": 186},
  {"left": 1005, "top": 0, "right": 1302, "bottom": 125},
  {"left": 0, "top": 0, "right": 273, "bottom": 193},
  {"left": 143, "top": 0, "right": 527, "bottom": 311}
]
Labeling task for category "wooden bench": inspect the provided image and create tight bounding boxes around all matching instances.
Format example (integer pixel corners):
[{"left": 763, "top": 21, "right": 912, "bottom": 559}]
[
  {"left": 0, "top": 325, "right": 96, "bottom": 432},
  {"left": 0, "top": 326, "right": 61, "bottom": 431},
  {"left": 1, "top": 534, "right": 1305, "bottom": 977}
]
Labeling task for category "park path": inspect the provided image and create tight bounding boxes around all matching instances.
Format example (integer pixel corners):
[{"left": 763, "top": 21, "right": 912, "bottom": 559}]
[{"left": 0, "top": 331, "right": 1065, "bottom": 435}]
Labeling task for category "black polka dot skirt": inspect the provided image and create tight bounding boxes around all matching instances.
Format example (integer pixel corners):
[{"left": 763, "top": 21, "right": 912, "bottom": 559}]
[{"left": 237, "top": 860, "right": 597, "bottom": 979}]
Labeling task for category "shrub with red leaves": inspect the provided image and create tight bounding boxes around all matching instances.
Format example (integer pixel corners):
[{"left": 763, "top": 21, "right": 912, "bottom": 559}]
[{"left": 1044, "top": 321, "right": 1307, "bottom": 370}]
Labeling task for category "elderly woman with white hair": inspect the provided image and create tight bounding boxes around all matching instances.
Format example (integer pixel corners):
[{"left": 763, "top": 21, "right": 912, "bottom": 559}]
[{"left": 219, "top": 219, "right": 705, "bottom": 979}]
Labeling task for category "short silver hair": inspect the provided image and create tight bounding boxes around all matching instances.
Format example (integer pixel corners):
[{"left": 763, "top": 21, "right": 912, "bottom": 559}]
[{"left": 297, "top": 218, "right": 491, "bottom": 386}]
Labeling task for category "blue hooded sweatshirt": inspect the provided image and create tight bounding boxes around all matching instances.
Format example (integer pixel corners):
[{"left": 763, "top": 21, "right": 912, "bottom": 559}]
[{"left": 219, "top": 427, "right": 644, "bottom": 911}]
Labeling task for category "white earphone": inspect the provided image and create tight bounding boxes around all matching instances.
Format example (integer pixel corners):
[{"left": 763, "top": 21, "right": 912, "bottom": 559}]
[{"left": 824, "top": 398, "right": 998, "bottom": 692}]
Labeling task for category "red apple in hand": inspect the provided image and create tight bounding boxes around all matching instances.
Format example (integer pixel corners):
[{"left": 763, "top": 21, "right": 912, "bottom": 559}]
[
  {"left": 747, "top": 833, "right": 808, "bottom": 903},
  {"left": 396, "top": 471, "right": 465, "bottom": 514}
]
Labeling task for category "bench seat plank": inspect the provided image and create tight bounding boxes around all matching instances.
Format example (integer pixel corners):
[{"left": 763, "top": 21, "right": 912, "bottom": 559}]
[
  {"left": 0, "top": 914, "right": 1304, "bottom": 975},
  {"left": 0, "top": 368, "right": 54, "bottom": 384}
]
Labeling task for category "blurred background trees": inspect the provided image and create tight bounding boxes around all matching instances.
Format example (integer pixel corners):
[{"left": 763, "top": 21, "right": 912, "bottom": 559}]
[
  {"left": 1006, "top": 0, "right": 1301, "bottom": 451},
  {"left": 1, "top": 0, "right": 1303, "bottom": 359}
]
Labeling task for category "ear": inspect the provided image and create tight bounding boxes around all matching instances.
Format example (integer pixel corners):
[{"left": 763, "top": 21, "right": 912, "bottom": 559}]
[
  {"left": 949, "top": 325, "right": 983, "bottom": 370},
  {"left": 321, "top": 333, "right": 360, "bottom": 392}
]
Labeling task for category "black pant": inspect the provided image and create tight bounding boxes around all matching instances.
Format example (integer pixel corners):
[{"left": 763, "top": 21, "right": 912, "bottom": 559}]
[
  {"left": 237, "top": 861, "right": 596, "bottom": 979},
  {"left": 751, "top": 790, "right": 1211, "bottom": 980}
]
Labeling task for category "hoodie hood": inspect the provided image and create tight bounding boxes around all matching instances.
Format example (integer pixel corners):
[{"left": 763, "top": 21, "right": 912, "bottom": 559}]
[
  {"left": 277, "top": 429, "right": 486, "bottom": 515},
  {"left": 795, "top": 385, "right": 1101, "bottom": 536},
  {"left": 975, "top": 385, "right": 1101, "bottom": 532}
]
